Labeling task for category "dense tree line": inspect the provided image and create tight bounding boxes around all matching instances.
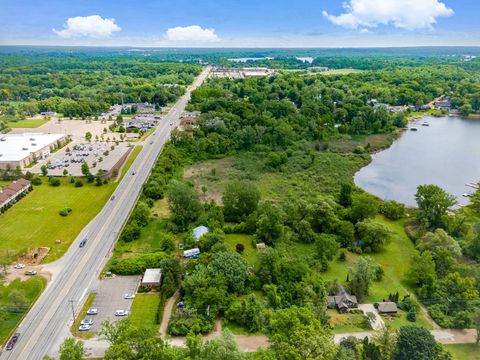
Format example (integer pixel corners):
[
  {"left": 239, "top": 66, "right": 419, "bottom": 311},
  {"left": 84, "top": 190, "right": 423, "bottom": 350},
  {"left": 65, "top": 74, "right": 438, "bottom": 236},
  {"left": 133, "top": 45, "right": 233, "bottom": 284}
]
[{"left": 0, "top": 54, "right": 201, "bottom": 118}]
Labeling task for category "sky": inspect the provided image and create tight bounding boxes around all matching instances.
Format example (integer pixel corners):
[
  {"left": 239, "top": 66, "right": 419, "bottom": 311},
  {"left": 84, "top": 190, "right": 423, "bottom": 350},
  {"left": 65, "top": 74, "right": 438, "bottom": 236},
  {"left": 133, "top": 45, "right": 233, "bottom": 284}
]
[{"left": 1, "top": 0, "right": 479, "bottom": 47}]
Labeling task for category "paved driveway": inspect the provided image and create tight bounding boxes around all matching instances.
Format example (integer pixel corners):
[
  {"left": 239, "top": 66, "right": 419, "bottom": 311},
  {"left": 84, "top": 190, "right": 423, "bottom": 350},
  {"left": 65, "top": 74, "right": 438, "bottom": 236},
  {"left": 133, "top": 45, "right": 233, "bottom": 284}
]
[
  {"left": 87, "top": 276, "right": 140, "bottom": 332},
  {"left": 358, "top": 304, "right": 385, "bottom": 330}
]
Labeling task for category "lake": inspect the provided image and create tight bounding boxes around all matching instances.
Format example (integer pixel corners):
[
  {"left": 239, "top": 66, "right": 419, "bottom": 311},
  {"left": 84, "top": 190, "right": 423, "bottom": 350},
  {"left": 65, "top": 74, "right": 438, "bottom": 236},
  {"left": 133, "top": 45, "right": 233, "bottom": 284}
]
[{"left": 354, "top": 115, "right": 480, "bottom": 207}]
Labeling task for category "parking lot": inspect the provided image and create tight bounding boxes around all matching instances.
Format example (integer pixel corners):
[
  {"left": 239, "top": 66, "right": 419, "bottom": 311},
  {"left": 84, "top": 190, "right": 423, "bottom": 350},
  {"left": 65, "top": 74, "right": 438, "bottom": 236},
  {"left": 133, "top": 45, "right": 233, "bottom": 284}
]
[
  {"left": 30, "top": 141, "right": 132, "bottom": 176},
  {"left": 86, "top": 276, "right": 140, "bottom": 333}
]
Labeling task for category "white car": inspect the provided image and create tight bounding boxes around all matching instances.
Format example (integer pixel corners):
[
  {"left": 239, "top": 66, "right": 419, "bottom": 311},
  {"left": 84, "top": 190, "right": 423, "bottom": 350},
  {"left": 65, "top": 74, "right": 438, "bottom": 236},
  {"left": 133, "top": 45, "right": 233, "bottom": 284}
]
[
  {"left": 115, "top": 310, "right": 129, "bottom": 317},
  {"left": 78, "top": 324, "right": 91, "bottom": 331},
  {"left": 14, "top": 264, "right": 26, "bottom": 269},
  {"left": 86, "top": 308, "right": 98, "bottom": 315},
  {"left": 80, "top": 319, "right": 93, "bottom": 326},
  {"left": 123, "top": 293, "right": 135, "bottom": 300}
]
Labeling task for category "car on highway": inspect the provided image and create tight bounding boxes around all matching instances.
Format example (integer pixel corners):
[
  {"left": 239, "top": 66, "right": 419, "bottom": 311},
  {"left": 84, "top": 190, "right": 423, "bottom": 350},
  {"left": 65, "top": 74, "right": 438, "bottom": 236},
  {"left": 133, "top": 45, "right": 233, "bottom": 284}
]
[
  {"left": 79, "top": 238, "right": 87, "bottom": 248},
  {"left": 6, "top": 333, "right": 20, "bottom": 351},
  {"left": 78, "top": 325, "right": 91, "bottom": 331},
  {"left": 80, "top": 319, "right": 93, "bottom": 326},
  {"left": 169, "top": 123, "right": 173, "bottom": 126},
  {"left": 123, "top": 293, "right": 135, "bottom": 299},
  {"left": 115, "top": 309, "right": 129, "bottom": 317},
  {"left": 14, "top": 263, "right": 26, "bottom": 269},
  {"left": 86, "top": 308, "right": 98, "bottom": 315},
  {"left": 24, "top": 270, "right": 37, "bottom": 276},
  {"left": 110, "top": 195, "right": 116, "bottom": 201},
  {"left": 150, "top": 141, "right": 153, "bottom": 144},
  {"left": 131, "top": 170, "right": 136, "bottom": 175}
]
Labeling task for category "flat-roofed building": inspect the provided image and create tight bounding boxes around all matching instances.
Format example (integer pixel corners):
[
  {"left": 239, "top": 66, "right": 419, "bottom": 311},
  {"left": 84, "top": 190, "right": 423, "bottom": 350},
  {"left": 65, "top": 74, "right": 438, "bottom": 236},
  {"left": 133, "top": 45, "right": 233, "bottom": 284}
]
[
  {"left": 141, "top": 268, "right": 162, "bottom": 288},
  {"left": 0, "top": 133, "right": 66, "bottom": 170}
]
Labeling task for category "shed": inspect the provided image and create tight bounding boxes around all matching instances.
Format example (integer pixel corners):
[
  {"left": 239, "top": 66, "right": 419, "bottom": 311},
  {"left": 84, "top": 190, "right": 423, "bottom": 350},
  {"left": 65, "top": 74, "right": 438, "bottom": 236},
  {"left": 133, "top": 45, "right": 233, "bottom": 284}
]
[
  {"left": 375, "top": 302, "right": 398, "bottom": 314},
  {"left": 256, "top": 243, "right": 266, "bottom": 249},
  {"left": 141, "top": 268, "right": 162, "bottom": 288},
  {"left": 184, "top": 248, "right": 201, "bottom": 258},
  {"left": 192, "top": 226, "right": 209, "bottom": 241}
]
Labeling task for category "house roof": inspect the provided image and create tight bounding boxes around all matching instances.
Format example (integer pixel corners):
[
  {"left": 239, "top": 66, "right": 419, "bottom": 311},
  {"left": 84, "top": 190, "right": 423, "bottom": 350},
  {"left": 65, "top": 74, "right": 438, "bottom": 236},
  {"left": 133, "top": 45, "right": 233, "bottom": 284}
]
[
  {"left": 376, "top": 302, "right": 398, "bottom": 313},
  {"left": 142, "top": 268, "right": 162, "bottom": 284},
  {"left": 192, "top": 226, "right": 209, "bottom": 240}
]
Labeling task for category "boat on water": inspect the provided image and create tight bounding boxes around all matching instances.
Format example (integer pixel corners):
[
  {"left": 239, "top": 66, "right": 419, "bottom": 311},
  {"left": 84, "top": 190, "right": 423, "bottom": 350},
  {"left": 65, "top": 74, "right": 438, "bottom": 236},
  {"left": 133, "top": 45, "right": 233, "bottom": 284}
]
[
  {"left": 466, "top": 182, "right": 479, "bottom": 189},
  {"left": 422, "top": 122, "right": 430, "bottom": 126},
  {"left": 410, "top": 127, "right": 418, "bottom": 131},
  {"left": 463, "top": 193, "right": 472, "bottom": 198}
]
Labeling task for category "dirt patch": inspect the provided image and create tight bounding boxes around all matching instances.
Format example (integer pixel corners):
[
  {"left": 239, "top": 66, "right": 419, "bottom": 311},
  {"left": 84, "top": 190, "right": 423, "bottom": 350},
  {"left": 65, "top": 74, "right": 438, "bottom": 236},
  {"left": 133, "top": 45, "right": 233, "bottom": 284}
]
[{"left": 17, "top": 247, "right": 50, "bottom": 265}]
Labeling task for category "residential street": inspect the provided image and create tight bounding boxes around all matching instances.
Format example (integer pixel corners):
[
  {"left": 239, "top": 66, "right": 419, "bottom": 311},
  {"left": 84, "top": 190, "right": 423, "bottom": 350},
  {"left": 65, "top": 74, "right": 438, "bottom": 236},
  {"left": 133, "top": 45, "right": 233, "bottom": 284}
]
[{"left": 0, "top": 67, "right": 211, "bottom": 360}]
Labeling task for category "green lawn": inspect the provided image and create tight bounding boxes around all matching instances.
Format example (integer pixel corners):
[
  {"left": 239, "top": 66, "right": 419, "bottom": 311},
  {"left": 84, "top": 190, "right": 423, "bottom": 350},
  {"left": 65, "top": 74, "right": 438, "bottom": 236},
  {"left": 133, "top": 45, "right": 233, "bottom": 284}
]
[
  {"left": 6, "top": 119, "right": 48, "bottom": 128},
  {"left": 322, "top": 216, "right": 419, "bottom": 302},
  {"left": 129, "top": 294, "right": 161, "bottom": 329},
  {"left": 380, "top": 309, "right": 432, "bottom": 330},
  {"left": 71, "top": 292, "right": 96, "bottom": 339},
  {"left": 120, "top": 146, "right": 143, "bottom": 180},
  {"left": 224, "top": 234, "right": 257, "bottom": 267},
  {"left": 0, "top": 277, "right": 47, "bottom": 345},
  {"left": 328, "top": 309, "right": 371, "bottom": 333},
  {"left": 0, "top": 177, "right": 116, "bottom": 262},
  {"left": 321, "top": 216, "right": 434, "bottom": 329},
  {"left": 445, "top": 344, "right": 480, "bottom": 360}
]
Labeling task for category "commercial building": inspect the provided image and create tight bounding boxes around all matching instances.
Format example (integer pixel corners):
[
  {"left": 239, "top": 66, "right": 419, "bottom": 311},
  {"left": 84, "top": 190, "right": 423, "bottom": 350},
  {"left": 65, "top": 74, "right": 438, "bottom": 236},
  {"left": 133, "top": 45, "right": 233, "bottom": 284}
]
[
  {"left": 0, "top": 178, "right": 32, "bottom": 211},
  {"left": 0, "top": 133, "right": 67, "bottom": 170}
]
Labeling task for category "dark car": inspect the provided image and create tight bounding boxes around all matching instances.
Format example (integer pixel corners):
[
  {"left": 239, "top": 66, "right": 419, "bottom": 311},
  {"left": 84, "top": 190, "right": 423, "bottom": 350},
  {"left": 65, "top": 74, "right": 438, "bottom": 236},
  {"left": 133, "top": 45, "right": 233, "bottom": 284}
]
[
  {"left": 6, "top": 333, "right": 20, "bottom": 350},
  {"left": 79, "top": 238, "right": 87, "bottom": 248}
]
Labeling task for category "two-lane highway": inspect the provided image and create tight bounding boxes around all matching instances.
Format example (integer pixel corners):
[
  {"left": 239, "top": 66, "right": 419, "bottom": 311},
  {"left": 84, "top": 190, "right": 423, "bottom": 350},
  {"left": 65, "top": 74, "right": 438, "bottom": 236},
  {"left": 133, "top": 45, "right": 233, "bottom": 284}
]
[{"left": 1, "top": 67, "right": 210, "bottom": 360}]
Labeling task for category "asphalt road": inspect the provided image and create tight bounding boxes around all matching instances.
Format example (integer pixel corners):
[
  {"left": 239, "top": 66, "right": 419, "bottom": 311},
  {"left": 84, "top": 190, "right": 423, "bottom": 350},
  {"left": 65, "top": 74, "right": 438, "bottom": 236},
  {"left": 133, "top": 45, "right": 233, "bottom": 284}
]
[{"left": 1, "top": 67, "right": 210, "bottom": 360}]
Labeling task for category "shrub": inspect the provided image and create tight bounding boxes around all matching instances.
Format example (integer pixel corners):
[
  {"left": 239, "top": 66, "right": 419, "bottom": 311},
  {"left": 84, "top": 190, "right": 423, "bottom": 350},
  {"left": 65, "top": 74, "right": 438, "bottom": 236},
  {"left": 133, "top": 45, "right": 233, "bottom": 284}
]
[
  {"left": 407, "top": 308, "right": 417, "bottom": 322},
  {"left": 32, "top": 177, "right": 42, "bottom": 185},
  {"left": 109, "top": 252, "right": 169, "bottom": 275},
  {"left": 74, "top": 181, "right": 84, "bottom": 187},
  {"left": 59, "top": 207, "right": 72, "bottom": 217},
  {"left": 236, "top": 243, "right": 245, "bottom": 253},
  {"left": 338, "top": 250, "right": 347, "bottom": 262},
  {"left": 383, "top": 200, "right": 406, "bottom": 220},
  {"left": 49, "top": 177, "right": 61, "bottom": 187}
]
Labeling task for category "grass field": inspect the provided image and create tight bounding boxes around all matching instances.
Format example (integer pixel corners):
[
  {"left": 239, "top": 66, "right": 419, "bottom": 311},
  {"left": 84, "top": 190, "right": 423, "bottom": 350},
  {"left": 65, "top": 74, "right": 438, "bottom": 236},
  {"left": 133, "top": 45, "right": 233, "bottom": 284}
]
[
  {"left": 0, "top": 177, "right": 116, "bottom": 262},
  {"left": 71, "top": 292, "right": 96, "bottom": 339},
  {"left": 0, "top": 277, "right": 47, "bottom": 345},
  {"left": 445, "top": 344, "right": 479, "bottom": 360},
  {"left": 224, "top": 234, "right": 257, "bottom": 267},
  {"left": 184, "top": 150, "right": 369, "bottom": 204},
  {"left": 119, "top": 145, "right": 142, "bottom": 180},
  {"left": 6, "top": 119, "right": 48, "bottom": 128},
  {"left": 129, "top": 293, "right": 161, "bottom": 329}
]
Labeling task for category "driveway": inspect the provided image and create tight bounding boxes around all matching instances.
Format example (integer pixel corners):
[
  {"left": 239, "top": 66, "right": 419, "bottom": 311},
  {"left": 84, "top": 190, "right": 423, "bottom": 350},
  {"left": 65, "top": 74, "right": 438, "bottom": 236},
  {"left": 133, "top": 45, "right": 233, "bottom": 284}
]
[
  {"left": 87, "top": 275, "right": 140, "bottom": 332},
  {"left": 358, "top": 304, "right": 384, "bottom": 330}
]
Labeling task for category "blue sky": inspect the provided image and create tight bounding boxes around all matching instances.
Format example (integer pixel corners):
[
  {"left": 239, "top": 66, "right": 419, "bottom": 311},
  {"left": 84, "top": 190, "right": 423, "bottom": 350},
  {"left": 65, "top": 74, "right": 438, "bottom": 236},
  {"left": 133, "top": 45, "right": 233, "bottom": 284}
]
[{"left": 1, "top": 0, "right": 479, "bottom": 47}]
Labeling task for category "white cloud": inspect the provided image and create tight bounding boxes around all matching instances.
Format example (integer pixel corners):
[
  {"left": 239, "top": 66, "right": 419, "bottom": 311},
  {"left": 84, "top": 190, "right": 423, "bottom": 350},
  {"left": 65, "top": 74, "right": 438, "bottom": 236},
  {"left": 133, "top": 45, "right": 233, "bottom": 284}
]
[
  {"left": 323, "top": 0, "right": 454, "bottom": 30},
  {"left": 53, "top": 15, "right": 121, "bottom": 38},
  {"left": 164, "top": 25, "right": 219, "bottom": 43}
]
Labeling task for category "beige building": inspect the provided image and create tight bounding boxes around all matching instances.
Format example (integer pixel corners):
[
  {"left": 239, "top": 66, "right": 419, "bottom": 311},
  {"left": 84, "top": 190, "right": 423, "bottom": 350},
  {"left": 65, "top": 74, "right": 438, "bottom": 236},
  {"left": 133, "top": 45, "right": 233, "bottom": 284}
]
[{"left": 0, "top": 133, "right": 66, "bottom": 170}]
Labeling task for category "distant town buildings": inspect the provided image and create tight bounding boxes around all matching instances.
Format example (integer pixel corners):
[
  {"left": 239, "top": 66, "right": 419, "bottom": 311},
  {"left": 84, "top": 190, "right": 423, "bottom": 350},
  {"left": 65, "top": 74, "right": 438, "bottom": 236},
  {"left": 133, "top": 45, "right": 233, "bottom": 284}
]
[
  {"left": 434, "top": 98, "right": 452, "bottom": 111},
  {"left": 210, "top": 66, "right": 275, "bottom": 79},
  {"left": 0, "top": 133, "right": 66, "bottom": 170},
  {"left": 0, "top": 178, "right": 31, "bottom": 212}
]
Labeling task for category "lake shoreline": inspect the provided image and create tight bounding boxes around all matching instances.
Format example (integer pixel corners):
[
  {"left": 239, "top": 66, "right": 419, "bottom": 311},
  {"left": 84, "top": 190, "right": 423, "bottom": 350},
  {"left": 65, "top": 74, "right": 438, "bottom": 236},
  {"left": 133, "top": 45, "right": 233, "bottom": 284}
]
[{"left": 355, "top": 115, "right": 479, "bottom": 208}]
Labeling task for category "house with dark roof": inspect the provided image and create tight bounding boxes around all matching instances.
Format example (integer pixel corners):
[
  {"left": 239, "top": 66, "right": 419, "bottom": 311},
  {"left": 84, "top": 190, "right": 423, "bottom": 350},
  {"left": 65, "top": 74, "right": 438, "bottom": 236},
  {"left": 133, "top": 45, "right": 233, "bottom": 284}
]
[
  {"left": 375, "top": 302, "right": 398, "bottom": 314},
  {"left": 327, "top": 285, "right": 358, "bottom": 312}
]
